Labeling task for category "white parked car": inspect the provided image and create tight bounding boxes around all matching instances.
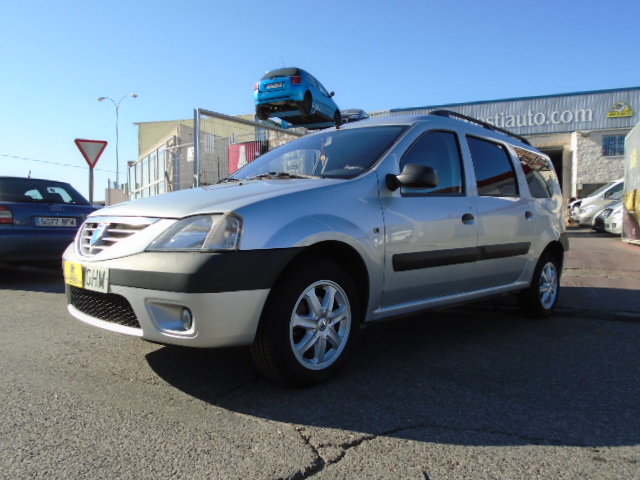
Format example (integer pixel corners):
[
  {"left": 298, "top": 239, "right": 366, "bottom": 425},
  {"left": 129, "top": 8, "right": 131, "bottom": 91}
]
[
  {"left": 569, "top": 178, "right": 624, "bottom": 221},
  {"left": 605, "top": 202, "right": 624, "bottom": 235},
  {"left": 573, "top": 190, "right": 624, "bottom": 227}
]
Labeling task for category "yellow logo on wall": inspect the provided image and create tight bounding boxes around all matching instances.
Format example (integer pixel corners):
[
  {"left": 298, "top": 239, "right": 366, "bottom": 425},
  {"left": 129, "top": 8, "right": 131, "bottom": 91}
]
[{"left": 608, "top": 102, "right": 634, "bottom": 118}]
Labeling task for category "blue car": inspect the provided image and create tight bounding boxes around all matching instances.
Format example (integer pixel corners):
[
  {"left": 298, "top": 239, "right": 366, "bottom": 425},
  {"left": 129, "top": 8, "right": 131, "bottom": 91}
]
[
  {"left": 0, "top": 177, "right": 97, "bottom": 265},
  {"left": 254, "top": 67, "right": 341, "bottom": 130}
]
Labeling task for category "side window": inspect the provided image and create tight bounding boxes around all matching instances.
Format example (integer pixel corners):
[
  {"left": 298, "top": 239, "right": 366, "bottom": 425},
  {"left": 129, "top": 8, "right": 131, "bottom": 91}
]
[
  {"left": 607, "top": 182, "right": 623, "bottom": 197},
  {"left": 515, "top": 146, "right": 555, "bottom": 199},
  {"left": 467, "top": 136, "right": 518, "bottom": 196},
  {"left": 400, "top": 131, "right": 464, "bottom": 195}
]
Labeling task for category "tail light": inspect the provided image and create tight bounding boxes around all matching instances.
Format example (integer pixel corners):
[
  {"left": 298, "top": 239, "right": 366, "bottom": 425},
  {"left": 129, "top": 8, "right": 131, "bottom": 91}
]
[
  {"left": 0, "top": 206, "right": 13, "bottom": 224},
  {"left": 292, "top": 76, "right": 302, "bottom": 84},
  {"left": 254, "top": 82, "right": 260, "bottom": 91}
]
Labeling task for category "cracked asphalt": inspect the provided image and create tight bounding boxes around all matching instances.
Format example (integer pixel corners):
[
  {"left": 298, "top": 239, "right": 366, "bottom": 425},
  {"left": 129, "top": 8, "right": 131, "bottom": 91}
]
[{"left": 1, "top": 228, "right": 639, "bottom": 479}]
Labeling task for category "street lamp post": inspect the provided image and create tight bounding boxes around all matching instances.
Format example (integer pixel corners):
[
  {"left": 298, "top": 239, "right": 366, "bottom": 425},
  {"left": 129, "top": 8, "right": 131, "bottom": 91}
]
[{"left": 98, "top": 93, "right": 138, "bottom": 188}]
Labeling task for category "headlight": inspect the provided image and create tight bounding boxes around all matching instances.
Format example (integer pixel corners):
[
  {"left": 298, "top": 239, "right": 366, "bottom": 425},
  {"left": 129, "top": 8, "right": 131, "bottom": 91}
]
[{"left": 147, "top": 214, "right": 242, "bottom": 252}]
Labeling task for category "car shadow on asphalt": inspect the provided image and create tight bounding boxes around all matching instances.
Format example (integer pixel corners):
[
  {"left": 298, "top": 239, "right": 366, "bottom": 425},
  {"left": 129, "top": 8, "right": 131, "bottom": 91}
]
[{"left": 146, "top": 307, "right": 640, "bottom": 448}]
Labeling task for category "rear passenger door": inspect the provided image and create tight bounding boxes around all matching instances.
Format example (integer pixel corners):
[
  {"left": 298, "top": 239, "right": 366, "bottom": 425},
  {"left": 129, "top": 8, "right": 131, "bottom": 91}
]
[{"left": 466, "top": 136, "right": 536, "bottom": 289}]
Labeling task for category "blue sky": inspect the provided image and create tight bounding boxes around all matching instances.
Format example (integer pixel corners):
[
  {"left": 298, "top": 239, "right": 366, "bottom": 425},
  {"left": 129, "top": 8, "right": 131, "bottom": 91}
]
[{"left": 2, "top": 0, "right": 639, "bottom": 200}]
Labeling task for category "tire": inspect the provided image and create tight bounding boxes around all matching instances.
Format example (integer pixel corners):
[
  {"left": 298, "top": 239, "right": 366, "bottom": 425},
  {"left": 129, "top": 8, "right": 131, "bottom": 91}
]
[
  {"left": 251, "top": 258, "right": 359, "bottom": 387},
  {"left": 333, "top": 110, "right": 342, "bottom": 128},
  {"left": 298, "top": 91, "right": 313, "bottom": 116},
  {"left": 256, "top": 106, "right": 269, "bottom": 121},
  {"left": 518, "top": 252, "right": 560, "bottom": 318}
]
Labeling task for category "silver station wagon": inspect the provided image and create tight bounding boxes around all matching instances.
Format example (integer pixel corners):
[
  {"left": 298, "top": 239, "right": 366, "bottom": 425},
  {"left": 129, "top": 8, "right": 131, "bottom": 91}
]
[{"left": 63, "top": 111, "right": 568, "bottom": 386}]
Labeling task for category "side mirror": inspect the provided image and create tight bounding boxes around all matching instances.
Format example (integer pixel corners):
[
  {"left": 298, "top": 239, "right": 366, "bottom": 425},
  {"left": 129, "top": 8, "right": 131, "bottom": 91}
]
[
  {"left": 386, "top": 164, "right": 439, "bottom": 191},
  {"left": 329, "top": 91, "right": 335, "bottom": 98}
]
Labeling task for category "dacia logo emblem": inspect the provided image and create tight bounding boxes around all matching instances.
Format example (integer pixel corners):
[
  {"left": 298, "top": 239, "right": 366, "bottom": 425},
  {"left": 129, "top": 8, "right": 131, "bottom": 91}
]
[
  {"left": 90, "top": 223, "right": 110, "bottom": 246},
  {"left": 49, "top": 205, "right": 64, "bottom": 212}
]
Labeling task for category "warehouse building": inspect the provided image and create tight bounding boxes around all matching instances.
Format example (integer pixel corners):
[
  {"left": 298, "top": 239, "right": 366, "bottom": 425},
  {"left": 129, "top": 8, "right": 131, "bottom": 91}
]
[{"left": 374, "top": 86, "right": 640, "bottom": 199}]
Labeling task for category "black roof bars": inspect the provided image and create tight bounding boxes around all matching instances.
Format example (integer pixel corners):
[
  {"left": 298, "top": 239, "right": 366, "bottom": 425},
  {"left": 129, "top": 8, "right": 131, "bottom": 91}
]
[{"left": 429, "top": 109, "right": 531, "bottom": 146}]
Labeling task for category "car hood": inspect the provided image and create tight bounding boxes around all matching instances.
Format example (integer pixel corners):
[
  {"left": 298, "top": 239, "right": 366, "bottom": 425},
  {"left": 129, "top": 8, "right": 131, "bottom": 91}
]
[{"left": 90, "top": 179, "right": 345, "bottom": 219}]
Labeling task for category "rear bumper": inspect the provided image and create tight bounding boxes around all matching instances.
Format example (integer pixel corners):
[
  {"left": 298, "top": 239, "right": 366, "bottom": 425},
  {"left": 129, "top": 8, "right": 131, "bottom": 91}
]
[
  {"left": 0, "top": 232, "right": 75, "bottom": 262},
  {"left": 255, "top": 89, "right": 304, "bottom": 105}
]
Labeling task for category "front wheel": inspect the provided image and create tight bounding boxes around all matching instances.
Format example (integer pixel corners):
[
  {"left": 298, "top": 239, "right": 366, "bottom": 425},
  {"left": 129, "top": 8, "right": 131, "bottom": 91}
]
[
  {"left": 251, "top": 258, "right": 359, "bottom": 386},
  {"left": 518, "top": 252, "right": 560, "bottom": 318}
]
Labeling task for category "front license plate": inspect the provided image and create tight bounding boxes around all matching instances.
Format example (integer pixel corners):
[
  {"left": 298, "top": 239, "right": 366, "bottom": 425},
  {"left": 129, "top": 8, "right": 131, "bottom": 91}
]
[
  {"left": 266, "top": 82, "right": 283, "bottom": 89},
  {"left": 36, "top": 217, "right": 77, "bottom": 227},
  {"left": 64, "top": 261, "right": 109, "bottom": 293}
]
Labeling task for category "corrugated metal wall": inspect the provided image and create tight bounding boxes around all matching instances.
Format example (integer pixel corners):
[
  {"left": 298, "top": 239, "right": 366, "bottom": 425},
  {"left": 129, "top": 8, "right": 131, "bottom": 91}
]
[{"left": 379, "top": 87, "right": 640, "bottom": 136}]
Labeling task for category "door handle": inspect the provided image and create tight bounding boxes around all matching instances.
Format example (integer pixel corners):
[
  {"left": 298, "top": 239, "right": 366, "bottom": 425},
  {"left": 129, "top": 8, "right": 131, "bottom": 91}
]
[
  {"left": 462, "top": 213, "right": 475, "bottom": 224},
  {"left": 525, "top": 211, "right": 535, "bottom": 221}
]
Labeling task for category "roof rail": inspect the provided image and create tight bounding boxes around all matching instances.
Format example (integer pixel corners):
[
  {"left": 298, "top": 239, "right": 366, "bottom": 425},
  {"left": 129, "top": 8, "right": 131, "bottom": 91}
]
[{"left": 429, "top": 109, "right": 531, "bottom": 146}]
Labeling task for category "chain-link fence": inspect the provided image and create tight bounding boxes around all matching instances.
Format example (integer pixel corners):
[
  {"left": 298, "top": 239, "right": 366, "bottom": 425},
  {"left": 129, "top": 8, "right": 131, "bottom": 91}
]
[
  {"left": 129, "top": 110, "right": 303, "bottom": 200},
  {"left": 195, "top": 109, "right": 304, "bottom": 187}
]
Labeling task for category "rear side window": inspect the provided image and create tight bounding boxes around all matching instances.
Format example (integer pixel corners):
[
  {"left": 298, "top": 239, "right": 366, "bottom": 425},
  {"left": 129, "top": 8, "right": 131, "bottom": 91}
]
[
  {"left": 467, "top": 136, "right": 518, "bottom": 196},
  {"left": 400, "top": 131, "right": 464, "bottom": 195},
  {"left": 515, "top": 146, "right": 555, "bottom": 198}
]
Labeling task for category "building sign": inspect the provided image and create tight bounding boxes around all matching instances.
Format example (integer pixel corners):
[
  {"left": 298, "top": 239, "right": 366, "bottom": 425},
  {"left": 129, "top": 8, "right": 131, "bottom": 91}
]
[
  {"left": 608, "top": 102, "right": 634, "bottom": 118},
  {"left": 391, "top": 87, "right": 640, "bottom": 135}
]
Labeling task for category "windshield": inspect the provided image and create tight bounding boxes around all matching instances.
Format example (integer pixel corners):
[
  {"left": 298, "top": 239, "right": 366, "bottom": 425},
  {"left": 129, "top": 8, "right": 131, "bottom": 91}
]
[
  {"left": 228, "top": 126, "right": 407, "bottom": 181},
  {"left": 587, "top": 181, "right": 619, "bottom": 198}
]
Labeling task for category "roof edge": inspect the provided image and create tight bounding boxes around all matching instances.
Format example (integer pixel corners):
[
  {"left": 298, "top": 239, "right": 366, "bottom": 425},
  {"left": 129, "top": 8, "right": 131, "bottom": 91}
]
[{"left": 391, "top": 86, "right": 640, "bottom": 113}]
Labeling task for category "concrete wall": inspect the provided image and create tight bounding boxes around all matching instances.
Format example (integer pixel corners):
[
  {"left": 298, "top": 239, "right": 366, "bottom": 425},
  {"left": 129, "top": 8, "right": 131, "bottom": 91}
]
[{"left": 574, "top": 129, "right": 626, "bottom": 187}]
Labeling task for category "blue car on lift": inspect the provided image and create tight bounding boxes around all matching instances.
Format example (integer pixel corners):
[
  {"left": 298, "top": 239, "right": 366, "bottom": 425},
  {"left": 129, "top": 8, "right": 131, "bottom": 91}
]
[{"left": 254, "top": 67, "right": 341, "bottom": 130}]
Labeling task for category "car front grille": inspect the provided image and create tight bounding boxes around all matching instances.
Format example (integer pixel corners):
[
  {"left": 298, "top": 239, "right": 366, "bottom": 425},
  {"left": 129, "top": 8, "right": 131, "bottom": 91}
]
[
  {"left": 79, "top": 218, "right": 156, "bottom": 257},
  {"left": 70, "top": 286, "right": 140, "bottom": 329}
]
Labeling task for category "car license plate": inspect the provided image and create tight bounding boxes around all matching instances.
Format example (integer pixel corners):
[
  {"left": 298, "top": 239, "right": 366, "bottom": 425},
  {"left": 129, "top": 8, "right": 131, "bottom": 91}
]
[
  {"left": 35, "top": 217, "right": 77, "bottom": 227},
  {"left": 266, "top": 82, "right": 284, "bottom": 89},
  {"left": 64, "top": 261, "right": 109, "bottom": 293}
]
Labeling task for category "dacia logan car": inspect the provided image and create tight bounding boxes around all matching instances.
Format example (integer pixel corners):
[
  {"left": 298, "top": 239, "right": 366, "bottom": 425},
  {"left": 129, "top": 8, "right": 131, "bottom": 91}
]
[{"left": 64, "top": 111, "right": 568, "bottom": 386}]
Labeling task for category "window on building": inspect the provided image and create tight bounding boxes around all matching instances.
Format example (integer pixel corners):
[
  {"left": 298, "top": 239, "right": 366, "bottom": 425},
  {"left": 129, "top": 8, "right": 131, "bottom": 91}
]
[
  {"left": 467, "top": 136, "right": 518, "bottom": 196},
  {"left": 603, "top": 135, "right": 625, "bottom": 156}
]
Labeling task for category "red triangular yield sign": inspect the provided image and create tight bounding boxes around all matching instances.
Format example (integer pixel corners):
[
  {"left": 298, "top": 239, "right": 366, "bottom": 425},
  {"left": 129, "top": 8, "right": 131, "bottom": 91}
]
[{"left": 75, "top": 138, "right": 108, "bottom": 168}]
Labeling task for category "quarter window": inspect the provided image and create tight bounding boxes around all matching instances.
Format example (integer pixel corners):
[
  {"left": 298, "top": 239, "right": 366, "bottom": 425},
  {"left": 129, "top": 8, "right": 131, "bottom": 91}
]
[
  {"left": 515, "top": 147, "right": 554, "bottom": 199},
  {"left": 603, "top": 135, "right": 625, "bottom": 156},
  {"left": 467, "top": 136, "right": 518, "bottom": 196},
  {"left": 400, "top": 131, "right": 464, "bottom": 195}
]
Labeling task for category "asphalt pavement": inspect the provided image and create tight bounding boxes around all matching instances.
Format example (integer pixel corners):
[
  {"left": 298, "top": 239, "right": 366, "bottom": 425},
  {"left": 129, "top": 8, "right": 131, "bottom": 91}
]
[
  {"left": 559, "top": 226, "right": 640, "bottom": 321},
  {"left": 470, "top": 225, "right": 640, "bottom": 322},
  {"left": 1, "top": 226, "right": 640, "bottom": 480}
]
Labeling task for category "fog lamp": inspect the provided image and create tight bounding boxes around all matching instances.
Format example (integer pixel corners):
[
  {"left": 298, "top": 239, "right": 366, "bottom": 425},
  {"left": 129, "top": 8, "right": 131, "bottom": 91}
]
[{"left": 181, "top": 308, "right": 193, "bottom": 331}]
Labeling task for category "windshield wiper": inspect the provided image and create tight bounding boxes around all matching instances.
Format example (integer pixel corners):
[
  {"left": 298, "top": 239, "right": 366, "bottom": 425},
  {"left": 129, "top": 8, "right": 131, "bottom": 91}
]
[
  {"left": 217, "top": 176, "right": 242, "bottom": 183},
  {"left": 248, "top": 172, "right": 318, "bottom": 180}
]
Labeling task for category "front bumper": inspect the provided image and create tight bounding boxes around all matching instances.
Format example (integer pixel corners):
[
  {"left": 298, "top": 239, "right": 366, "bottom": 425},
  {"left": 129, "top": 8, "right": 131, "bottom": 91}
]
[
  {"left": 64, "top": 248, "right": 302, "bottom": 347},
  {"left": 66, "top": 283, "right": 269, "bottom": 348}
]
